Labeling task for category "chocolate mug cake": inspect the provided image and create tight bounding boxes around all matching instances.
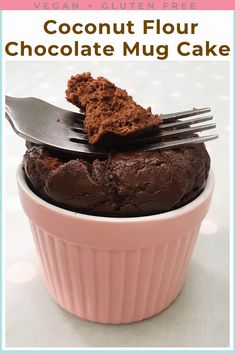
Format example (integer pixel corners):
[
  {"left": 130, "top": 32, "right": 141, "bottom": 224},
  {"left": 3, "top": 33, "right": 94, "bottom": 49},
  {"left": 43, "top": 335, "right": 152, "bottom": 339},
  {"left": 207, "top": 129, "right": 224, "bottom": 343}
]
[{"left": 17, "top": 72, "right": 213, "bottom": 324}]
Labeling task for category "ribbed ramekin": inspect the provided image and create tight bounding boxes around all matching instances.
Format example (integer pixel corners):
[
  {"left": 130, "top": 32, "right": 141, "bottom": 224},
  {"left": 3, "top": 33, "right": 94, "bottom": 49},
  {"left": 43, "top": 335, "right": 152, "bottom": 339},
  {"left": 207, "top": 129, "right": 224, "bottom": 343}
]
[{"left": 17, "top": 166, "right": 214, "bottom": 324}]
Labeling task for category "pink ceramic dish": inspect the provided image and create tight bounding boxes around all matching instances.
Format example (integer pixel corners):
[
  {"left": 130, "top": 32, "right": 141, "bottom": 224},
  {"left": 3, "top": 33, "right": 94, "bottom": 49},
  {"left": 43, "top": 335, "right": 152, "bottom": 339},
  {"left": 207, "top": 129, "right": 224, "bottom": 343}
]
[{"left": 17, "top": 165, "right": 214, "bottom": 324}]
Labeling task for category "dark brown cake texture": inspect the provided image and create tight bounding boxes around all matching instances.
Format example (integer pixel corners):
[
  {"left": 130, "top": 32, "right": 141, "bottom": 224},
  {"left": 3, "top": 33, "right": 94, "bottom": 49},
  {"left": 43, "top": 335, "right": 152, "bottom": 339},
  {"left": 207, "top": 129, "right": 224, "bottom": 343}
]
[
  {"left": 23, "top": 72, "right": 210, "bottom": 217},
  {"left": 66, "top": 72, "right": 161, "bottom": 144},
  {"left": 24, "top": 144, "right": 210, "bottom": 217}
]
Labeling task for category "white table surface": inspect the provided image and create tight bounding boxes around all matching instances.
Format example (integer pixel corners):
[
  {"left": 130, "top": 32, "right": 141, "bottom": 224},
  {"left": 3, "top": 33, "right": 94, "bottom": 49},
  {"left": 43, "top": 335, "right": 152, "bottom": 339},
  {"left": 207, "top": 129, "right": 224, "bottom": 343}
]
[{"left": 4, "top": 61, "right": 230, "bottom": 348}]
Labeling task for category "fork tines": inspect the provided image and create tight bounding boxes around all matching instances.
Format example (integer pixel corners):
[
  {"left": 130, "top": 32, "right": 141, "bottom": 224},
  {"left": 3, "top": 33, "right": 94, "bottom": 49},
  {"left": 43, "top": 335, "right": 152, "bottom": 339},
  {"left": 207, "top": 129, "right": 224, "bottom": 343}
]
[
  {"left": 160, "top": 107, "right": 211, "bottom": 122},
  {"left": 69, "top": 107, "right": 218, "bottom": 152}
]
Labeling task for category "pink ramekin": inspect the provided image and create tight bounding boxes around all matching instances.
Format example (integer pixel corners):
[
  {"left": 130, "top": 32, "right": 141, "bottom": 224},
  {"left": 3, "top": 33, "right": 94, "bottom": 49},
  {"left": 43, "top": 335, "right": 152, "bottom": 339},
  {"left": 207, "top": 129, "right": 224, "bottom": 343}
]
[{"left": 17, "top": 165, "right": 214, "bottom": 324}]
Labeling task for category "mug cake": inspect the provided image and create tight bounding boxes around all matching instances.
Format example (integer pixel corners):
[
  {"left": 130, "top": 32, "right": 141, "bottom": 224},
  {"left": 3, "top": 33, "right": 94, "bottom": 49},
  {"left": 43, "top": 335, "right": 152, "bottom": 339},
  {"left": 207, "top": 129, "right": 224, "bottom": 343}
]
[{"left": 17, "top": 73, "right": 213, "bottom": 323}]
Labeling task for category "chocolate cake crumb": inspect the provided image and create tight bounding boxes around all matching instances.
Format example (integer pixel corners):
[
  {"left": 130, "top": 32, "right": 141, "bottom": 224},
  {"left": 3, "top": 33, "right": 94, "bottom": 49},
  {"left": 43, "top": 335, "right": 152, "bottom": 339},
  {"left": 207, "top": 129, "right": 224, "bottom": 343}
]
[{"left": 66, "top": 72, "right": 161, "bottom": 144}]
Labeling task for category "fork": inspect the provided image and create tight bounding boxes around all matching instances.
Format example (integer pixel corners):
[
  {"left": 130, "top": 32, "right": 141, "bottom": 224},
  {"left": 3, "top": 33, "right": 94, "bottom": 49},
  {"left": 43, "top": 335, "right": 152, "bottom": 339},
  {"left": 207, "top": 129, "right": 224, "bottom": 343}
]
[{"left": 5, "top": 96, "right": 218, "bottom": 157}]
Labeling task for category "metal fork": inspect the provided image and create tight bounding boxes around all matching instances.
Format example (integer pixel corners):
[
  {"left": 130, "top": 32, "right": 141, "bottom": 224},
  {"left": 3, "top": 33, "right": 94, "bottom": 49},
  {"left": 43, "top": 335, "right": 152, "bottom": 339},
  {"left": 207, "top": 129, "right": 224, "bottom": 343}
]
[{"left": 5, "top": 96, "right": 218, "bottom": 157}]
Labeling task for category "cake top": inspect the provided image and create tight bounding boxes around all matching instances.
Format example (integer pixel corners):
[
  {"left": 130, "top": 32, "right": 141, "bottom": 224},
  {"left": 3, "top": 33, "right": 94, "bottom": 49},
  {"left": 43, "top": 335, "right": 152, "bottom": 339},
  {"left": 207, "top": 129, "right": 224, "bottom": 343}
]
[{"left": 66, "top": 72, "right": 161, "bottom": 144}]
